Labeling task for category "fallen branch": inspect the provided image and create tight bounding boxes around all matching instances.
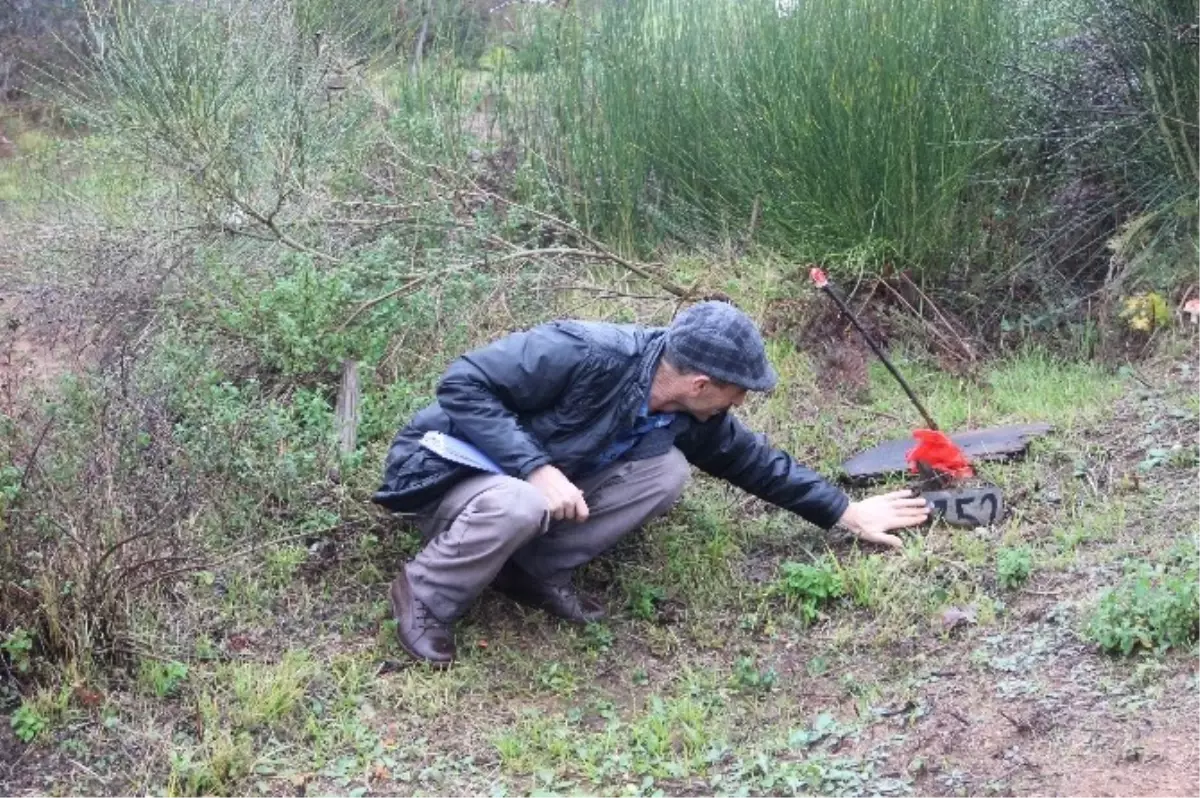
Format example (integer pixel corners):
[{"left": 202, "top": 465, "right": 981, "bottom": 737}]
[
  {"left": 487, "top": 247, "right": 683, "bottom": 297},
  {"left": 466, "top": 196, "right": 691, "bottom": 298},
  {"left": 557, "top": 283, "right": 670, "bottom": 301},
  {"left": 337, "top": 242, "right": 685, "bottom": 334},
  {"left": 897, "top": 272, "right": 979, "bottom": 363},
  {"left": 997, "top": 708, "right": 1031, "bottom": 734},
  {"left": 876, "top": 277, "right": 974, "bottom": 363}
]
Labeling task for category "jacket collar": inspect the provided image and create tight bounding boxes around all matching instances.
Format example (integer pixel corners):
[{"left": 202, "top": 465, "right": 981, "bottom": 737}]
[{"left": 618, "top": 329, "right": 667, "bottom": 426}]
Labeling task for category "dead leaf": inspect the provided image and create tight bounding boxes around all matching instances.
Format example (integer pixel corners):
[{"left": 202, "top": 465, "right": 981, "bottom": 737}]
[
  {"left": 73, "top": 684, "right": 104, "bottom": 708},
  {"left": 226, "top": 633, "right": 251, "bottom": 652}
]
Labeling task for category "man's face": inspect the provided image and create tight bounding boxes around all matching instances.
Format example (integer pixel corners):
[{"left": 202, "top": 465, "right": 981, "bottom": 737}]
[{"left": 679, "top": 376, "right": 748, "bottom": 422}]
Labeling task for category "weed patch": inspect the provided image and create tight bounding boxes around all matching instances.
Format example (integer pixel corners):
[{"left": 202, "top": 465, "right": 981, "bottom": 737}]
[
  {"left": 1087, "top": 557, "right": 1199, "bottom": 656},
  {"left": 770, "top": 558, "right": 846, "bottom": 624},
  {"left": 997, "top": 546, "right": 1034, "bottom": 590}
]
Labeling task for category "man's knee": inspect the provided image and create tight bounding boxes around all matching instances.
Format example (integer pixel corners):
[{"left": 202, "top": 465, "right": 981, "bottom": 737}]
[
  {"left": 652, "top": 447, "right": 691, "bottom": 512},
  {"left": 470, "top": 478, "right": 549, "bottom": 541}
]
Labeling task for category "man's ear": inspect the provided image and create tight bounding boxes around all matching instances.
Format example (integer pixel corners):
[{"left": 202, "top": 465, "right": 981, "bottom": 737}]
[{"left": 688, "top": 374, "right": 711, "bottom": 396}]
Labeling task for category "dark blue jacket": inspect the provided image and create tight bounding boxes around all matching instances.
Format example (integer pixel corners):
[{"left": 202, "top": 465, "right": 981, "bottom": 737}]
[{"left": 372, "top": 320, "right": 850, "bottom": 529}]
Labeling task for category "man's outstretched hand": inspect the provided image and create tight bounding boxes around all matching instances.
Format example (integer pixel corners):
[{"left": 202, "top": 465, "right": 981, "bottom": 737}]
[
  {"left": 836, "top": 490, "right": 930, "bottom": 549},
  {"left": 527, "top": 464, "right": 590, "bottom": 522}
]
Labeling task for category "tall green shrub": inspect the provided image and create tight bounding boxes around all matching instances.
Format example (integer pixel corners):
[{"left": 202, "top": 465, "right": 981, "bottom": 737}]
[
  {"left": 518, "top": 0, "right": 1020, "bottom": 269},
  {"left": 63, "top": 0, "right": 371, "bottom": 241}
]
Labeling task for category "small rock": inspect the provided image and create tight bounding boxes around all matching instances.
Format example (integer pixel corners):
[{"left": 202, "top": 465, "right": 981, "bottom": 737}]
[{"left": 940, "top": 605, "right": 978, "bottom": 632}]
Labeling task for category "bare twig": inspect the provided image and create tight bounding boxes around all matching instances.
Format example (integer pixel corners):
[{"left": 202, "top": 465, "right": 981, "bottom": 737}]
[
  {"left": 484, "top": 232, "right": 689, "bottom": 297},
  {"left": 897, "top": 272, "right": 979, "bottom": 362},
  {"left": 483, "top": 246, "right": 692, "bottom": 295},
  {"left": 836, "top": 397, "right": 904, "bottom": 423},
  {"left": 16, "top": 415, "right": 54, "bottom": 496},
  {"left": 336, "top": 276, "right": 425, "bottom": 332},
  {"left": 997, "top": 708, "right": 1031, "bottom": 734},
  {"left": 557, "top": 283, "right": 669, "bottom": 301},
  {"left": 1020, "top": 586, "right": 1069, "bottom": 596},
  {"left": 331, "top": 199, "right": 425, "bottom": 211},
  {"left": 124, "top": 525, "right": 348, "bottom": 595},
  {"left": 225, "top": 193, "right": 341, "bottom": 265},
  {"left": 946, "top": 708, "right": 971, "bottom": 726},
  {"left": 382, "top": 148, "right": 693, "bottom": 298},
  {"left": 69, "top": 758, "right": 110, "bottom": 785},
  {"left": 874, "top": 278, "right": 965, "bottom": 358}
]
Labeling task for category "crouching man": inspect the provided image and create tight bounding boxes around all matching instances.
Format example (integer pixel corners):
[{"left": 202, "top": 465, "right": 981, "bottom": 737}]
[{"left": 372, "top": 301, "right": 928, "bottom": 666}]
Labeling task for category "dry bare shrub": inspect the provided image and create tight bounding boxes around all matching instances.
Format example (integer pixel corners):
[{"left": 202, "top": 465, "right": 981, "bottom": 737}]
[{"left": 1, "top": 375, "right": 204, "bottom": 676}]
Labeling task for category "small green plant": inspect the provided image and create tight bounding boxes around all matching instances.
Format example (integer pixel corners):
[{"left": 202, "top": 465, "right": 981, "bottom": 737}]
[
  {"left": 0, "top": 463, "right": 22, "bottom": 504},
  {"left": 1139, "top": 443, "right": 1199, "bottom": 471},
  {"left": 996, "top": 546, "right": 1033, "bottom": 590},
  {"left": 142, "top": 659, "right": 189, "bottom": 698},
  {"left": 227, "top": 652, "right": 316, "bottom": 730},
  {"left": 1119, "top": 291, "right": 1172, "bottom": 332},
  {"left": 771, "top": 559, "right": 845, "bottom": 624},
  {"left": 1, "top": 627, "right": 34, "bottom": 674},
  {"left": 265, "top": 545, "right": 308, "bottom": 588},
  {"left": 534, "top": 661, "right": 577, "bottom": 694},
  {"left": 730, "top": 656, "right": 778, "bottom": 693},
  {"left": 580, "top": 622, "right": 614, "bottom": 652},
  {"left": 838, "top": 554, "right": 886, "bottom": 608},
  {"left": 1087, "top": 564, "right": 1199, "bottom": 656},
  {"left": 10, "top": 702, "right": 48, "bottom": 743},
  {"left": 627, "top": 583, "right": 666, "bottom": 621}
]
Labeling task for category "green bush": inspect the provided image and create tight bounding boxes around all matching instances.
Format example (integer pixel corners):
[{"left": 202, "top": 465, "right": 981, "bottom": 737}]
[
  {"left": 1087, "top": 562, "right": 1199, "bottom": 656},
  {"left": 64, "top": 0, "right": 373, "bottom": 252},
  {"left": 730, "top": 656, "right": 778, "bottom": 694},
  {"left": 771, "top": 559, "right": 845, "bottom": 624},
  {"left": 10, "top": 703, "right": 48, "bottom": 743},
  {"left": 627, "top": 583, "right": 667, "bottom": 621},
  {"left": 996, "top": 545, "right": 1033, "bottom": 590}
]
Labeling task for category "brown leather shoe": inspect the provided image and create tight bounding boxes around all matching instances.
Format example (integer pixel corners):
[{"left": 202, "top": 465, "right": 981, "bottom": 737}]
[
  {"left": 390, "top": 569, "right": 456, "bottom": 667},
  {"left": 492, "top": 562, "right": 607, "bottom": 624}
]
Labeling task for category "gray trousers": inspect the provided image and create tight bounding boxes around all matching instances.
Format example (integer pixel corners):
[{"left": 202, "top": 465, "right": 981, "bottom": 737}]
[{"left": 406, "top": 448, "right": 691, "bottom": 622}]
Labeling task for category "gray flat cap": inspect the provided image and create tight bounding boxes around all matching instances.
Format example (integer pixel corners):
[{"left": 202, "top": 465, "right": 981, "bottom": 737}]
[{"left": 664, "top": 300, "right": 778, "bottom": 391}]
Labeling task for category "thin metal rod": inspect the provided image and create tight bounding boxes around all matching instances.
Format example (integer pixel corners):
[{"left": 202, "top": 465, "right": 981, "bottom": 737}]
[{"left": 818, "top": 284, "right": 941, "bottom": 431}]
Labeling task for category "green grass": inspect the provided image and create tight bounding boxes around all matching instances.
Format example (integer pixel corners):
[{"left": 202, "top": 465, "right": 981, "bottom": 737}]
[
  {"left": 4, "top": 3, "right": 1198, "bottom": 790},
  {"left": 750, "top": 332, "right": 1128, "bottom": 478},
  {"left": 858, "top": 349, "right": 1127, "bottom": 434},
  {"left": 0, "top": 129, "right": 169, "bottom": 226},
  {"left": 11, "top": 358, "right": 1198, "bottom": 794},
  {"left": 514, "top": 0, "right": 1023, "bottom": 267}
]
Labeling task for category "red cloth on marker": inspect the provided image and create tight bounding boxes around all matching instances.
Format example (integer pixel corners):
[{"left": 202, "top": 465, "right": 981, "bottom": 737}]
[{"left": 906, "top": 429, "right": 974, "bottom": 478}]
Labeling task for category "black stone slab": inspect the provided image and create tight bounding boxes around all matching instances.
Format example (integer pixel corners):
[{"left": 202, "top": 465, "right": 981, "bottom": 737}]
[{"left": 842, "top": 423, "right": 1054, "bottom": 483}]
